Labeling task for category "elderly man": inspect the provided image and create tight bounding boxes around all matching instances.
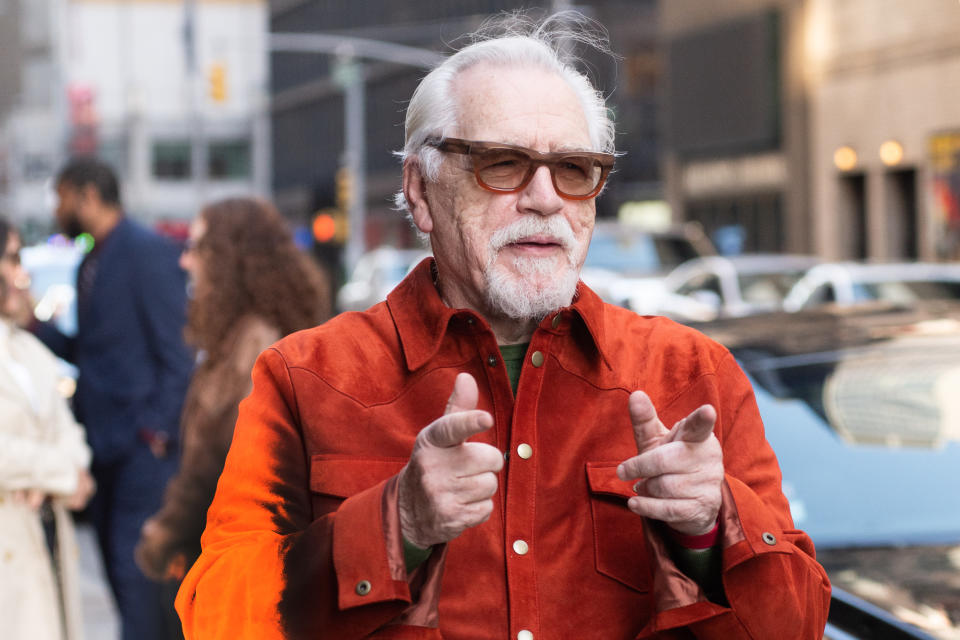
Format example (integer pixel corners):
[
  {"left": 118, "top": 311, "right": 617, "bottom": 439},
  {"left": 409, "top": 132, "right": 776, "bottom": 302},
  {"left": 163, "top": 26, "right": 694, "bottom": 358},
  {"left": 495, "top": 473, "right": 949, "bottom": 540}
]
[{"left": 177, "top": 13, "right": 830, "bottom": 640}]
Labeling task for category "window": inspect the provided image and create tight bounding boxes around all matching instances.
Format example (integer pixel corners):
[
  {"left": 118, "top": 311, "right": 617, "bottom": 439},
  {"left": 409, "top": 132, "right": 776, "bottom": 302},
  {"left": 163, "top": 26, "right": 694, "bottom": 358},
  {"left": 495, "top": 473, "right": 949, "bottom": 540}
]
[
  {"left": 152, "top": 141, "right": 191, "bottom": 180},
  {"left": 208, "top": 139, "right": 251, "bottom": 179}
]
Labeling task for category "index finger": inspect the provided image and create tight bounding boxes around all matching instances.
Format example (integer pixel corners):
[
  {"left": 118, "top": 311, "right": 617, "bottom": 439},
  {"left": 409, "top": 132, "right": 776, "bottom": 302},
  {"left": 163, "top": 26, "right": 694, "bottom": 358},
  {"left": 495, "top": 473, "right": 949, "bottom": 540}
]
[
  {"left": 422, "top": 410, "right": 494, "bottom": 448},
  {"left": 666, "top": 404, "right": 717, "bottom": 444}
]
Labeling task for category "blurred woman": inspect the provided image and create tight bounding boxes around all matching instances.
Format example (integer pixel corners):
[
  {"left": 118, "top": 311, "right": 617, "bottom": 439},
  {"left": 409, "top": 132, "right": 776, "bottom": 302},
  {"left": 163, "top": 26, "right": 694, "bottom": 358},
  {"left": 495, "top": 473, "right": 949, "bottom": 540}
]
[
  {"left": 135, "top": 197, "right": 331, "bottom": 582},
  {"left": 0, "top": 217, "right": 95, "bottom": 640}
]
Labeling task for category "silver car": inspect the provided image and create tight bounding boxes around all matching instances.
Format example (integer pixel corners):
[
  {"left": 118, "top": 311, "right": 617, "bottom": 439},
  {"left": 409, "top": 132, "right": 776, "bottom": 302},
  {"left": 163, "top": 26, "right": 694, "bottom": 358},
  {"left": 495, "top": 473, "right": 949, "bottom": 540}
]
[
  {"left": 662, "top": 254, "right": 822, "bottom": 321},
  {"left": 783, "top": 261, "right": 960, "bottom": 312},
  {"left": 336, "top": 246, "right": 432, "bottom": 313}
]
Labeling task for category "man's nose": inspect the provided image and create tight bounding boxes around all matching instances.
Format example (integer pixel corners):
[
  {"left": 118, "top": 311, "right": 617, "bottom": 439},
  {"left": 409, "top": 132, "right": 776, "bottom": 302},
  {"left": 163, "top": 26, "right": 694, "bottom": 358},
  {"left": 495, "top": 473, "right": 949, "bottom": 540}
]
[{"left": 517, "top": 165, "right": 564, "bottom": 216}]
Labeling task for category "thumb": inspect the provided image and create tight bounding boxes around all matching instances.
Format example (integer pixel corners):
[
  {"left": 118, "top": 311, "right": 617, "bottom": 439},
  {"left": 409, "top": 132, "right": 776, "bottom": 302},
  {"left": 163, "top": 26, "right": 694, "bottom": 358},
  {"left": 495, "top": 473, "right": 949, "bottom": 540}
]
[
  {"left": 667, "top": 404, "right": 717, "bottom": 444},
  {"left": 628, "top": 390, "right": 668, "bottom": 453},
  {"left": 422, "top": 373, "right": 493, "bottom": 448},
  {"left": 445, "top": 372, "right": 479, "bottom": 415}
]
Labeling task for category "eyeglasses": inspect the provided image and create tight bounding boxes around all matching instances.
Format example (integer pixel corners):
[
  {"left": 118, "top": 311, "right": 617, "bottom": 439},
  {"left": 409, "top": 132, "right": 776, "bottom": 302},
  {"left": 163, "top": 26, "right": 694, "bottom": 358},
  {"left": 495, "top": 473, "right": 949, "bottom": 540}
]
[{"left": 426, "top": 137, "right": 615, "bottom": 200}]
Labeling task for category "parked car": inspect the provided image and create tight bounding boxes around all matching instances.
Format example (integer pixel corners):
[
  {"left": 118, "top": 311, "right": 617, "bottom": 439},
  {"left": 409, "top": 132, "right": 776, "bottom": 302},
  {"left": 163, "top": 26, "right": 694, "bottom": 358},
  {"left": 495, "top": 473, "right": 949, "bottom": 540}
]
[
  {"left": 694, "top": 301, "right": 960, "bottom": 639},
  {"left": 580, "top": 220, "right": 714, "bottom": 311},
  {"left": 783, "top": 261, "right": 960, "bottom": 312},
  {"left": 20, "top": 239, "right": 83, "bottom": 337},
  {"left": 336, "top": 246, "right": 431, "bottom": 312},
  {"left": 661, "top": 253, "right": 822, "bottom": 321}
]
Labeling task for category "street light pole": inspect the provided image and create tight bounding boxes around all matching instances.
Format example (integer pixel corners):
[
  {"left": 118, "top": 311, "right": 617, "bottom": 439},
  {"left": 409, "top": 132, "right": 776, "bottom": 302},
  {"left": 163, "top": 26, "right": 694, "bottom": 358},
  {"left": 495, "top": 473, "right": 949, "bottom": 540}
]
[
  {"left": 270, "top": 33, "right": 443, "bottom": 273},
  {"left": 333, "top": 55, "right": 366, "bottom": 273}
]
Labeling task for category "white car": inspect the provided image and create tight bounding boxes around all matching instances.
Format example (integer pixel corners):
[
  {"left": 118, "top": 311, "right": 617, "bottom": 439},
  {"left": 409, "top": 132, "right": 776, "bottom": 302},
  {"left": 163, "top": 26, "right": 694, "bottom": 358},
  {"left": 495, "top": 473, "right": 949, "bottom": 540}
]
[
  {"left": 336, "top": 246, "right": 432, "bottom": 312},
  {"left": 662, "top": 254, "right": 822, "bottom": 321},
  {"left": 579, "top": 221, "right": 714, "bottom": 312},
  {"left": 782, "top": 261, "right": 960, "bottom": 312}
]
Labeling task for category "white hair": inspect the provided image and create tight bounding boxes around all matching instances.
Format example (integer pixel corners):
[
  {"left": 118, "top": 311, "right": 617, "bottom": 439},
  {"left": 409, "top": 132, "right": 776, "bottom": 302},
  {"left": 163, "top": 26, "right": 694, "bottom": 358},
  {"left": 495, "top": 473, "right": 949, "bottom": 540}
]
[{"left": 394, "top": 10, "right": 616, "bottom": 216}]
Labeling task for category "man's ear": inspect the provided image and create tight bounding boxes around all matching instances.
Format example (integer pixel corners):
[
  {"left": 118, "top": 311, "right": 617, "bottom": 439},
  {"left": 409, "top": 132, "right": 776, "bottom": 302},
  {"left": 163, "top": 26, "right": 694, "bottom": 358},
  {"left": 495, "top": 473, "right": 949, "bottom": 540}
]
[{"left": 403, "top": 160, "right": 434, "bottom": 234}]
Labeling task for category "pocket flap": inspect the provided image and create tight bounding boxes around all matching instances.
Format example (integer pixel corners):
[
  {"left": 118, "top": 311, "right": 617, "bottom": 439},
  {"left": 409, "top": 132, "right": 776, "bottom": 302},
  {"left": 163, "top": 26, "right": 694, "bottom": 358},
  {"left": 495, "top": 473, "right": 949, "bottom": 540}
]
[
  {"left": 310, "top": 455, "right": 407, "bottom": 498},
  {"left": 585, "top": 462, "right": 636, "bottom": 500}
]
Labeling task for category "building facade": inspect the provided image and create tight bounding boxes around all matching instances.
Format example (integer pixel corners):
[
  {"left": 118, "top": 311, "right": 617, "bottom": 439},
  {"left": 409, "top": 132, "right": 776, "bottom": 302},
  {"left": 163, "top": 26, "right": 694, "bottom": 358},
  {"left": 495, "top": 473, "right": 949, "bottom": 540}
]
[
  {"left": 0, "top": 0, "right": 268, "bottom": 236},
  {"left": 806, "top": 0, "right": 960, "bottom": 261},
  {"left": 661, "top": 0, "right": 960, "bottom": 261}
]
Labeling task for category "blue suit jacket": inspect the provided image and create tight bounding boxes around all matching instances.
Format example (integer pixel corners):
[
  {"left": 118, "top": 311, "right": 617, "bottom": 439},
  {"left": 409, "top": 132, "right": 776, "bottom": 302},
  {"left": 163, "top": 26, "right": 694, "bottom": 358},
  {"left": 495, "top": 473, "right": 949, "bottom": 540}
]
[{"left": 36, "top": 218, "right": 194, "bottom": 463}]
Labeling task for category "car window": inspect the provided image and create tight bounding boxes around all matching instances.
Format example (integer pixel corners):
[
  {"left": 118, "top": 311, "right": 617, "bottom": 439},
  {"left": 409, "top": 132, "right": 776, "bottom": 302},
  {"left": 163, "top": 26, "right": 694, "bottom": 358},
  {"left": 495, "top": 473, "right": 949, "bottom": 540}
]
[
  {"left": 584, "top": 233, "right": 660, "bottom": 273},
  {"left": 653, "top": 236, "right": 702, "bottom": 268},
  {"left": 805, "top": 283, "right": 835, "bottom": 308},
  {"left": 739, "top": 339, "right": 960, "bottom": 548},
  {"left": 676, "top": 272, "right": 721, "bottom": 297},
  {"left": 739, "top": 272, "right": 807, "bottom": 305}
]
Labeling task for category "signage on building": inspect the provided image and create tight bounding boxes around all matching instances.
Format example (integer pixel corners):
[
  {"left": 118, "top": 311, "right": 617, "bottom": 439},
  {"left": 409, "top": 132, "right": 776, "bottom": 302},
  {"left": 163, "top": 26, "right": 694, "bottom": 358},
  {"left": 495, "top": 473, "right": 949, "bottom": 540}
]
[
  {"left": 681, "top": 153, "right": 786, "bottom": 197},
  {"left": 930, "top": 131, "right": 960, "bottom": 260}
]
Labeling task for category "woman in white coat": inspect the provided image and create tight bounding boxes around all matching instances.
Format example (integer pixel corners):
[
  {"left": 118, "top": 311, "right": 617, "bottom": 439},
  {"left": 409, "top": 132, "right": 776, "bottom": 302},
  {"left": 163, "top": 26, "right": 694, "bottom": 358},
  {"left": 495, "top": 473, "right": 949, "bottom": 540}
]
[{"left": 0, "top": 218, "right": 95, "bottom": 640}]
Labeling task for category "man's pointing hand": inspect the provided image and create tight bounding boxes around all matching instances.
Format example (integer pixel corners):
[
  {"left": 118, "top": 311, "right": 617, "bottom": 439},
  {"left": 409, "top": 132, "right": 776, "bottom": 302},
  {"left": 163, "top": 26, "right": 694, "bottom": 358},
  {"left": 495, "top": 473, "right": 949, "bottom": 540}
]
[
  {"left": 398, "top": 372, "right": 503, "bottom": 549},
  {"left": 616, "top": 390, "right": 723, "bottom": 536}
]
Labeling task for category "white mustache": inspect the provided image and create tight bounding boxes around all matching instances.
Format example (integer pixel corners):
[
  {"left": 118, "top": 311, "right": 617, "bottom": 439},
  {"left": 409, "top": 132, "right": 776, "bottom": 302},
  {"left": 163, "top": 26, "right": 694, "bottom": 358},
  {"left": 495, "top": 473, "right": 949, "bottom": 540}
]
[{"left": 488, "top": 216, "right": 576, "bottom": 255}]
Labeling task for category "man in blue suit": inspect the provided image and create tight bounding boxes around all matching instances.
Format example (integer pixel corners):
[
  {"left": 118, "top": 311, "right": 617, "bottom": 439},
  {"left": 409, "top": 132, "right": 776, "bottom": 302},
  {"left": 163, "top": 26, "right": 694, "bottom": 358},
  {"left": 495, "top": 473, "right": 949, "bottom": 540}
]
[{"left": 35, "top": 157, "right": 194, "bottom": 640}]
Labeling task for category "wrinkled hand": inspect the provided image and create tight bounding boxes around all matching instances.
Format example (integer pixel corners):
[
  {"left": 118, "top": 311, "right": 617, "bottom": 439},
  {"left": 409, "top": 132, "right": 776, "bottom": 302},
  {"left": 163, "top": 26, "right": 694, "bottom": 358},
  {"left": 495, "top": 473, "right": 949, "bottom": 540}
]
[
  {"left": 11, "top": 488, "right": 45, "bottom": 511},
  {"left": 64, "top": 468, "right": 96, "bottom": 511},
  {"left": 397, "top": 372, "right": 503, "bottom": 549},
  {"left": 616, "top": 391, "right": 723, "bottom": 536}
]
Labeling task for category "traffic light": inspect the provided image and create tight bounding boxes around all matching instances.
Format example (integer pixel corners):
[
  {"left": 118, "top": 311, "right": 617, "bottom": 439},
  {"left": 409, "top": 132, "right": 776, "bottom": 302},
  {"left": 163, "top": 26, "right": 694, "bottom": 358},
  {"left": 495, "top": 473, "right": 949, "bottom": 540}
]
[
  {"left": 312, "top": 208, "right": 348, "bottom": 244},
  {"left": 335, "top": 167, "right": 353, "bottom": 211},
  {"left": 208, "top": 62, "right": 227, "bottom": 103}
]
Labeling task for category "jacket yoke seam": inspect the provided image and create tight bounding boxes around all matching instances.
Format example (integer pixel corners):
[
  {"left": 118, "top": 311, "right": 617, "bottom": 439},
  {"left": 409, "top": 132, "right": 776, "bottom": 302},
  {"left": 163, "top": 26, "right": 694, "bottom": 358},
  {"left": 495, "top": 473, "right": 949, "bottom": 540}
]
[{"left": 285, "top": 357, "right": 475, "bottom": 409}]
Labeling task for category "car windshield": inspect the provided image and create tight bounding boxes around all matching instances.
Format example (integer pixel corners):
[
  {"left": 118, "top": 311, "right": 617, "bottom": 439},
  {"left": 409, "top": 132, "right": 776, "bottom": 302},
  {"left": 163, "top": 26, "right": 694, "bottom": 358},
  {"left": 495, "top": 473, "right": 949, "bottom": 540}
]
[
  {"left": 738, "top": 334, "right": 960, "bottom": 549},
  {"left": 737, "top": 270, "right": 808, "bottom": 305},
  {"left": 584, "top": 231, "right": 700, "bottom": 274}
]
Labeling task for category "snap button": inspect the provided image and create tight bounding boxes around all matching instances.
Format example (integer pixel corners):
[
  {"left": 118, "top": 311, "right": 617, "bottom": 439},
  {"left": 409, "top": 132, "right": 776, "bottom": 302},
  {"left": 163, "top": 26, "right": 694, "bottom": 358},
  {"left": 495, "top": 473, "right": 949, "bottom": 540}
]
[
  {"left": 530, "top": 350, "right": 544, "bottom": 367},
  {"left": 355, "top": 580, "right": 372, "bottom": 596},
  {"left": 512, "top": 539, "right": 529, "bottom": 555},
  {"left": 517, "top": 443, "right": 532, "bottom": 459},
  {"left": 518, "top": 630, "right": 534, "bottom": 640},
  {"left": 761, "top": 532, "right": 777, "bottom": 546},
  {"left": 487, "top": 355, "right": 497, "bottom": 367},
  {"left": 551, "top": 314, "right": 561, "bottom": 329}
]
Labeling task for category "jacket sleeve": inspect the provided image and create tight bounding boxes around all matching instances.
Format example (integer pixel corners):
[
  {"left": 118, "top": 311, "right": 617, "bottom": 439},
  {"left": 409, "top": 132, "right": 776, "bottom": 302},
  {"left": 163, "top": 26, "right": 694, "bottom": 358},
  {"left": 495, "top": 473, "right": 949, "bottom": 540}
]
[
  {"left": 636, "top": 353, "right": 831, "bottom": 639},
  {"left": 31, "top": 319, "right": 76, "bottom": 364},
  {"left": 176, "top": 347, "right": 427, "bottom": 640},
  {"left": 0, "top": 344, "right": 90, "bottom": 495},
  {"left": 145, "top": 321, "right": 280, "bottom": 571},
  {"left": 132, "top": 238, "right": 194, "bottom": 436}
]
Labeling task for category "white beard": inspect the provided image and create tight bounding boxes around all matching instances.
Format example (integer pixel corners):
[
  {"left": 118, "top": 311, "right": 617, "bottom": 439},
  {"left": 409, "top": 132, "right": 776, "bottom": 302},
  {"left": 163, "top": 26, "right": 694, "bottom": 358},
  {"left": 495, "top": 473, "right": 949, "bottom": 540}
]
[{"left": 483, "top": 216, "right": 581, "bottom": 321}]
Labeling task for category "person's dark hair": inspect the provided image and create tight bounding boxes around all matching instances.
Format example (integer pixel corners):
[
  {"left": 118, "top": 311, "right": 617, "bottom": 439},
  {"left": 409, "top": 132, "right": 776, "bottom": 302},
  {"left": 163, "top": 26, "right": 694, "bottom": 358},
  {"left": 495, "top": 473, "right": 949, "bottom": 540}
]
[
  {"left": 0, "top": 217, "right": 11, "bottom": 254},
  {"left": 185, "top": 197, "right": 331, "bottom": 358},
  {"left": 56, "top": 157, "right": 122, "bottom": 207}
]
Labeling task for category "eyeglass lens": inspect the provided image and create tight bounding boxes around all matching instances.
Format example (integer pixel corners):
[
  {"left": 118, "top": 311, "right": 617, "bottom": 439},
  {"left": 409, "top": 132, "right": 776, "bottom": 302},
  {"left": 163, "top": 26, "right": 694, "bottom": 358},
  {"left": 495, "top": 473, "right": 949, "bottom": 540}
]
[{"left": 471, "top": 148, "right": 604, "bottom": 196}]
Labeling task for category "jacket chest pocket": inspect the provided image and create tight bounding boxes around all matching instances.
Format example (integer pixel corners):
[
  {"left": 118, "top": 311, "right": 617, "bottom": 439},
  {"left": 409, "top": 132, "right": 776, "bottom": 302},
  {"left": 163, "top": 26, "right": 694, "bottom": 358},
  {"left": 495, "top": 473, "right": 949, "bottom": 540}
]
[
  {"left": 585, "top": 462, "right": 653, "bottom": 593},
  {"left": 309, "top": 455, "right": 406, "bottom": 518}
]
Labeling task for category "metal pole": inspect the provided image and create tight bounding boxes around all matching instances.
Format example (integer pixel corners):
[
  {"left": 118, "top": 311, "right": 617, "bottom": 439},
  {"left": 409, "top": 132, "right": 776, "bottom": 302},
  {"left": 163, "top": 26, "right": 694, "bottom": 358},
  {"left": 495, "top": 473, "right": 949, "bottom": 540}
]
[
  {"left": 270, "top": 34, "right": 442, "bottom": 272},
  {"left": 183, "top": 0, "right": 206, "bottom": 207},
  {"left": 336, "top": 56, "right": 366, "bottom": 272}
]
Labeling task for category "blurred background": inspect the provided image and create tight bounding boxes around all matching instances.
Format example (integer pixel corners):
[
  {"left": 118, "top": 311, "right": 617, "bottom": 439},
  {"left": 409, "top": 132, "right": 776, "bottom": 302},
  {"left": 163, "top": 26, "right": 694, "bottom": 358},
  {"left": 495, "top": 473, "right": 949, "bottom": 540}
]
[
  {"left": 4, "top": 1, "right": 960, "bottom": 638},
  {"left": 2, "top": 0, "right": 959, "bottom": 305}
]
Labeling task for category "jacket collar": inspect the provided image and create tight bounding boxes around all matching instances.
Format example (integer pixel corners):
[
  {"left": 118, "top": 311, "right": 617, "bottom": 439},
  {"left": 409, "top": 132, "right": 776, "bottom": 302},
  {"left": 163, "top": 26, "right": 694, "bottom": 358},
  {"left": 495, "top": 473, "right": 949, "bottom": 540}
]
[{"left": 387, "top": 258, "right": 613, "bottom": 372}]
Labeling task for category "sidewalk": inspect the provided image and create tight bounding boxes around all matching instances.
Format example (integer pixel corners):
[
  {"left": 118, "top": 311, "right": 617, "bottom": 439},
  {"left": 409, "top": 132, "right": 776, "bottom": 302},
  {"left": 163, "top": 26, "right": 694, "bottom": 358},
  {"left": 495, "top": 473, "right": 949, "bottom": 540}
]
[{"left": 76, "top": 522, "right": 120, "bottom": 640}]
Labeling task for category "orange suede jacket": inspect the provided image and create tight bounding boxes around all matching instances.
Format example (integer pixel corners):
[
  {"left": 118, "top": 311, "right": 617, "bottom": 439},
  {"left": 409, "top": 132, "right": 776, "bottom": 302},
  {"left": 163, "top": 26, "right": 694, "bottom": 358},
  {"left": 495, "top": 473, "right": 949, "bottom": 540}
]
[{"left": 176, "top": 258, "right": 830, "bottom": 639}]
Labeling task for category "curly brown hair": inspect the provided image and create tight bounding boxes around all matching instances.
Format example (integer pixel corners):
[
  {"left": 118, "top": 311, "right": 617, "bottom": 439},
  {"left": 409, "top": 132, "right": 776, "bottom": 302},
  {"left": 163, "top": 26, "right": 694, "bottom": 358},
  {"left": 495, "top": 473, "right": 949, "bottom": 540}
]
[{"left": 185, "top": 198, "right": 331, "bottom": 357}]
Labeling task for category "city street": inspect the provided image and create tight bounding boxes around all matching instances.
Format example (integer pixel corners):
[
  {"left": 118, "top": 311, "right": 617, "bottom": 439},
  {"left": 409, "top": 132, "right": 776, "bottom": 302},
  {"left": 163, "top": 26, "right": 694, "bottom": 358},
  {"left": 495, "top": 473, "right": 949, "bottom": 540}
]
[{"left": 76, "top": 523, "right": 120, "bottom": 640}]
